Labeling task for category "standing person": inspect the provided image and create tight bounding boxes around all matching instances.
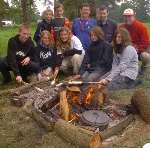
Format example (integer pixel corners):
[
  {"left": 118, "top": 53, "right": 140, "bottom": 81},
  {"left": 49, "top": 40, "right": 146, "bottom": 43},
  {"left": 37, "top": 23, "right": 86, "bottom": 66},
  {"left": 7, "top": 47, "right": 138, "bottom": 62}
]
[
  {"left": 56, "top": 27, "right": 85, "bottom": 74},
  {"left": 34, "top": 9, "right": 54, "bottom": 46},
  {"left": 99, "top": 28, "right": 139, "bottom": 90},
  {"left": 72, "top": 3, "right": 97, "bottom": 52},
  {"left": 79, "top": 26, "right": 113, "bottom": 82},
  {"left": 52, "top": 3, "right": 71, "bottom": 40},
  {"left": 96, "top": 5, "right": 117, "bottom": 43},
  {"left": 35, "top": 30, "right": 58, "bottom": 80},
  {"left": 0, "top": 24, "right": 40, "bottom": 84},
  {"left": 120, "top": 8, "right": 150, "bottom": 75}
]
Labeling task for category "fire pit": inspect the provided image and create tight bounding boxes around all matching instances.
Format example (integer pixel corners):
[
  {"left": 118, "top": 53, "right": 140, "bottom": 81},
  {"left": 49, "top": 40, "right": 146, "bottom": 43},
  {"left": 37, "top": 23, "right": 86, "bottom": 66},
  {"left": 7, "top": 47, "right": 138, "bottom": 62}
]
[{"left": 11, "top": 80, "right": 134, "bottom": 148}]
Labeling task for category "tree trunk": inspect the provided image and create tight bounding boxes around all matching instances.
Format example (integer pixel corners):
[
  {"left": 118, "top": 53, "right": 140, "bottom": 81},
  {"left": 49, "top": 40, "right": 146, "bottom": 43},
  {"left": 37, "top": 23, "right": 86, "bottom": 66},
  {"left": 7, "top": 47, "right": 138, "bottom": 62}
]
[{"left": 21, "top": 0, "right": 29, "bottom": 24}]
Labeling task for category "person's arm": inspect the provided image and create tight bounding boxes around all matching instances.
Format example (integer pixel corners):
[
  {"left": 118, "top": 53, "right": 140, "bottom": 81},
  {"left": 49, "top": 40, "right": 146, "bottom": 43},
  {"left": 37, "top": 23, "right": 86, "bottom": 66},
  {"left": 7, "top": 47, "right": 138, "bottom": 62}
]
[
  {"left": 105, "top": 46, "right": 135, "bottom": 81},
  {"left": 98, "top": 43, "right": 113, "bottom": 71},
  {"left": 137, "top": 24, "right": 150, "bottom": 53},
  {"left": 7, "top": 38, "right": 20, "bottom": 76},
  {"left": 33, "top": 22, "right": 42, "bottom": 45}
]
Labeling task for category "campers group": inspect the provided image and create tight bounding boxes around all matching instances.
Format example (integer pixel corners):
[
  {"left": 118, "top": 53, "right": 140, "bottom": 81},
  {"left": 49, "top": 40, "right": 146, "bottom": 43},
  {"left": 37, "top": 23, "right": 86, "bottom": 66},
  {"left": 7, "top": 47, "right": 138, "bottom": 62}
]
[{"left": 0, "top": 3, "right": 150, "bottom": 90}]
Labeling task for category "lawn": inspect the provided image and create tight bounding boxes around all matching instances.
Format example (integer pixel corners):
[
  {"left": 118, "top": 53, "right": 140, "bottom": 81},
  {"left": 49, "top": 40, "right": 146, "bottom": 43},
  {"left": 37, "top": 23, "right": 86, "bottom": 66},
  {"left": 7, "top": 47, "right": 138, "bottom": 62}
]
[{"left": 0, "top": 24, "right": 150, "bottom": 148}]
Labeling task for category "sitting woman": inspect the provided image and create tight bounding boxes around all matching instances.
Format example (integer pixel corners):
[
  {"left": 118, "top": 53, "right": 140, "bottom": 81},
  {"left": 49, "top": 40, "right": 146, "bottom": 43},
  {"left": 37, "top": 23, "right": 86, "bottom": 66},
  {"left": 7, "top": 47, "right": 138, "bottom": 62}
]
[
  {"left": 56, "top": 27, "right": 85, "bottom": 74},
  {"left": 99, "top": 28, "right": 139, "bottom": 90},
  {"left": 79, "top": 26, "right": 113, "bottom": 81},
  {"left": 34, "top": 9, "right": 54, "bottom": 46},
  {"left": 35, "top": 30, "right": 58, "bottom": 80}
]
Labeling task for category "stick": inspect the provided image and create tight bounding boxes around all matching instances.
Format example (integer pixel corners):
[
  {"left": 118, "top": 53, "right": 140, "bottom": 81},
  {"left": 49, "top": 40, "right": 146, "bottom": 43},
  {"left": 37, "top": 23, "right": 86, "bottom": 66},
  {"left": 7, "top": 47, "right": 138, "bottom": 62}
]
[
  {"left": 51, "top": 69, "right": 59, "bottom": 85},
  {"left": 22, "top": 81, "right": 44, "bottom": 93}
]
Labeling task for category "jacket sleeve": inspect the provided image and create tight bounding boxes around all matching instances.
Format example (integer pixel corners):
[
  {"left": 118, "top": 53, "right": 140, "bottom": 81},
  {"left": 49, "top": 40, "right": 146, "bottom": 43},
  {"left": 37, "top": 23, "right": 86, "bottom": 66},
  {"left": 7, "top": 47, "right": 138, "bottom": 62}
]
[
  {"left": 34, "top": 23, "right": 42, "bottom": 45},
  {"left": 7, "top": 39, "right": 20, "bottom": 76},
  {"left": 27, "top": 41, "right": 37, "bottom": 62},
  {"left": 137, "top": 24, "right": 150, "bottom": 52},
  {"left": 98, "top": 44, "right": 113, "bottom": 71}
]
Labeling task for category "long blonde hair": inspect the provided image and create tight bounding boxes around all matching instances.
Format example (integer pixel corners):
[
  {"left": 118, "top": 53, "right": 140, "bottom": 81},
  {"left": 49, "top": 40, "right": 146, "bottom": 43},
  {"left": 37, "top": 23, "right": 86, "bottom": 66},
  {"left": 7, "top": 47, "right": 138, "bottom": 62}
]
[
  {"left": 41, "top": 30, "right": 54, "bottom": 48},
  {"left": 56, "top": 27, "right": 72, "bottom": 53}
]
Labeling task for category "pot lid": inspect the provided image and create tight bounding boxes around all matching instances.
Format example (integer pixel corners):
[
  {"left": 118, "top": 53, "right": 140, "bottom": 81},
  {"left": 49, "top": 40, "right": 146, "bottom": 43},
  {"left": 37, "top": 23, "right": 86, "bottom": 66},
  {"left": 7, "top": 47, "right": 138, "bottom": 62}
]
[{"left": 81, "top": 110, "right": 110, "bottom": 127}]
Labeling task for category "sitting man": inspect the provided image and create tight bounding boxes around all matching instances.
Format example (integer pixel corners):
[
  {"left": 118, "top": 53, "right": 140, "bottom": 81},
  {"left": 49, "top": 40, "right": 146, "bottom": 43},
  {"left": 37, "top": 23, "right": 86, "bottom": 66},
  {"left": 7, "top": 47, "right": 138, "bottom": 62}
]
[
  {"left": 120, "top": 8, "right": 150, "bottom": 75},
  {"left": 0, "top": 24, "right": 40, "bottom": 84}
]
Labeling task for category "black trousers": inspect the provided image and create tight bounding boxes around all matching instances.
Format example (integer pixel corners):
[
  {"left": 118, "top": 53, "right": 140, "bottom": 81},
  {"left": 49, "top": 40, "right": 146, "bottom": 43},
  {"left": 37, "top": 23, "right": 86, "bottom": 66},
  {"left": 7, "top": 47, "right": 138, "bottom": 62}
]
[{"left": 0, "top": 57, "right": 40, "bottom": 82}]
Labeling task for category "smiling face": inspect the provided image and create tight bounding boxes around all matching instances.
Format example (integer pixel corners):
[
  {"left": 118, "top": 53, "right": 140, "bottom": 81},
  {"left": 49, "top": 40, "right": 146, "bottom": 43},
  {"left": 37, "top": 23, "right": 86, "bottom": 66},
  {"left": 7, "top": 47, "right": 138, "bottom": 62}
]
[
  {"left": 97, "top": 9, "right": 109, "bottom": 21},
  {"left": 90, "top": 31, "right": 98, "bottom": 42},
  {"left": 55, "top": 7, "right": 64, "bottom": 17},
  {"left": 116, "top": 33, "right": 122, "bottom": 44},
  {"left": 41, "top": 33, "right": 50, "bottom": 46},
  {"left": 19, "top": 28, "right": 31, "bottom": 43},
  {"left": 124, "top": 15, "right": 135, "bottom": 25},
  {"left": 60, "top": 30, "right": 69, "bottom": 42},
  {"left": 80, "top": 6, "right": 91, "bottom": 19},
  {"left": 45, "top": 11, "right": 53, "bottom": 22}
]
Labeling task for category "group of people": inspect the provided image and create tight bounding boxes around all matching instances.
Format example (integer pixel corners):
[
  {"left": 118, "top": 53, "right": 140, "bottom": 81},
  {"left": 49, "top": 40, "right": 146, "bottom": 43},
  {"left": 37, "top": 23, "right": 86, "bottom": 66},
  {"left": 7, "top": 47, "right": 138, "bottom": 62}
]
[{"left": 0, "top": 3, "right": 150, "bottom": 90}]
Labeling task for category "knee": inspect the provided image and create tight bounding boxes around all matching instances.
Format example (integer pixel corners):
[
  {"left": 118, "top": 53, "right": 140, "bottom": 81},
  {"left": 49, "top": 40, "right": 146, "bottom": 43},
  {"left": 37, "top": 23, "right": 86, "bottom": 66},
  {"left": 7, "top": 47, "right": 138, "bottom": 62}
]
[
  {"left": 72, "top": 54, "right": 84, "bottom": 64},
  {"left": 141, "top": 52, "right": 150, "bottom": 63}
]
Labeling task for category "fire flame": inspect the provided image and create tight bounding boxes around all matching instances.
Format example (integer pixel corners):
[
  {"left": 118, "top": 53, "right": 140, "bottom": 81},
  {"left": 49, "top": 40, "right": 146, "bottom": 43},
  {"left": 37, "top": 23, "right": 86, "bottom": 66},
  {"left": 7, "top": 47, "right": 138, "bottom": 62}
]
[{"left": 84, "top": 86, "right": 95, "bottom": 106}]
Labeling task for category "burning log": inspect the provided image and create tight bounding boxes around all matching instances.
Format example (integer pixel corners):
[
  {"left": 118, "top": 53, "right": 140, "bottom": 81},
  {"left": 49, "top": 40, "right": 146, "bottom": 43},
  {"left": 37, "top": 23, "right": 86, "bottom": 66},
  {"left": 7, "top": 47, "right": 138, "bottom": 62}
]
[
  {"left": 59, "top": 90, "right": 71, "bottom": 121},
  {"left": 54, "top": 119, "right": 97, "bottom": 148},
  {"left": 90, "top": 133, "right": 102, "bottom": 148},
  {"left": 131, "top": 89, "right": 150, "bottom": 124}
]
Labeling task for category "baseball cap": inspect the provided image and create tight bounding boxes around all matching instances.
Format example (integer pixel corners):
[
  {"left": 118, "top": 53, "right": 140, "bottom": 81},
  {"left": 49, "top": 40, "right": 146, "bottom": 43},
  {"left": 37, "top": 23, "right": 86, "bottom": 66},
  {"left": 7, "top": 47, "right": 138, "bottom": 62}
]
[{"left": 123, "top": 8, "right": 135, "bottom": 16}]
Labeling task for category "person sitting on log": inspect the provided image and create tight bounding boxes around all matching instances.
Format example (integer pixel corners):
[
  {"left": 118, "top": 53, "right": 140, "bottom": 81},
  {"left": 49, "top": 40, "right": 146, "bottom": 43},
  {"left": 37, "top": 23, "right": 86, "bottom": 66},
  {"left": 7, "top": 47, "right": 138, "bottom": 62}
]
[
  {"left": 99, "top": 28, "right": 139, "bottom": 90},
  {"left": 34, "top": 9, "right": 54, "bottom": 46},
  {"left": 56, "top": 27, "right": 85, "bottom": 75},
  {"left": 0, "top": 24, "right": 40, "bottom": 84},
  {"left": 35, "top": 30, "right": 58, "bottom": 81},
  {"left": 76, "top": 26, "right": 113, "bottom": 82},
  {"left": 52, "top": 3, "right": 71, "bottom": 40}
]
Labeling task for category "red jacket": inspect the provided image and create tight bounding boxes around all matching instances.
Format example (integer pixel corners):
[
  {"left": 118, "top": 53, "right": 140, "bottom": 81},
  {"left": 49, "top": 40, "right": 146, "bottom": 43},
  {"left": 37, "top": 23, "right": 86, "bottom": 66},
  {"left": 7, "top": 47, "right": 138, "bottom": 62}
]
[{"left": 120, "top": 20, "right": 150, "bottom": 53}]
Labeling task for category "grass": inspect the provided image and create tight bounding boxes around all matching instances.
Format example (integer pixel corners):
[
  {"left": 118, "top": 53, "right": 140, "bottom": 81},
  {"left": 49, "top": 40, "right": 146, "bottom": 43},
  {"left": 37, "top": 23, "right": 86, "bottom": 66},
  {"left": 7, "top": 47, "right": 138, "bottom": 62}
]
[{"left": 0, "top": 24, "right": 150, "bottom": 148}]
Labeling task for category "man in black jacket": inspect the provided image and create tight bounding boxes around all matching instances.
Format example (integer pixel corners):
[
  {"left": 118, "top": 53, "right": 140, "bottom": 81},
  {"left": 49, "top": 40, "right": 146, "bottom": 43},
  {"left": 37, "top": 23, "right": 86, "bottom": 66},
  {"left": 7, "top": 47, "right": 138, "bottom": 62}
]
[{"left": 0, "top": 24, "right": 40, "bottom": 84}]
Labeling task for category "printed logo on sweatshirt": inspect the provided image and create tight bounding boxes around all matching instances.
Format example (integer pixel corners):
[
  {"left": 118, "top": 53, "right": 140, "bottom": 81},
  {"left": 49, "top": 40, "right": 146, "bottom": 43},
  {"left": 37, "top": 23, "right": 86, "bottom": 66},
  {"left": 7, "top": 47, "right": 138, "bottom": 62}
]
[
  {"left": 40, "top": 51, "right": 52, "bottom": 59},
  {"left": 16, "top": 51, "right": 25, "bottom": 57}
]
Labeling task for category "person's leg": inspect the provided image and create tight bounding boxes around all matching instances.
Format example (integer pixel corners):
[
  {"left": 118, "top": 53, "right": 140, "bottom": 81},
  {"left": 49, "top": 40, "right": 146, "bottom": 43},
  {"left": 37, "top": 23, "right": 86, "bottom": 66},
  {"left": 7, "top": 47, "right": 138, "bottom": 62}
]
[
  {"left": 71, "top": 53, "right": 85, "bottom": 74},
  {"left": 60, "top": 57, "right": 71, "bottom": 73},
  {"left": 107, "top": 76, "right": 135, "bottom": 90},
  {"left": 140, "top": 50, "right": 150, "bottom": 75},
  {"left": 83, "top": 69, "right": 106, "bottom": 82},
  {"left": 0, "top": 57, "right": 12, "bottom": 84},
  {"left": 19, "top": 61, "right": 40, "bottom": 82}
]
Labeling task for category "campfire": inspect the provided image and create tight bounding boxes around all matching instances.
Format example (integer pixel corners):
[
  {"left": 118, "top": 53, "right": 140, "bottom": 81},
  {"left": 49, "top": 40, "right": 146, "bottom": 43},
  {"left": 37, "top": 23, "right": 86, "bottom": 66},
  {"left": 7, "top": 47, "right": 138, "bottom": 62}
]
[{"left": 11, "top": 80, "right": 135, "bottom": 148}]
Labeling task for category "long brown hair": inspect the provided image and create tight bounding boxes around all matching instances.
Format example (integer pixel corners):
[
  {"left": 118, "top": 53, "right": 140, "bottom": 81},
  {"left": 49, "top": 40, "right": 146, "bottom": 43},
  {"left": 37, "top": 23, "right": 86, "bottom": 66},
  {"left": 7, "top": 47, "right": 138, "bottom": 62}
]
[
  {"left": 90, "top": 26, "right": 104, "bottom": 41},
  {"left": 113, "top": 28, "right": 132, "bottom": 54},
  {"left": 56, "top": 27, "right": 72, "bottom": 53}
]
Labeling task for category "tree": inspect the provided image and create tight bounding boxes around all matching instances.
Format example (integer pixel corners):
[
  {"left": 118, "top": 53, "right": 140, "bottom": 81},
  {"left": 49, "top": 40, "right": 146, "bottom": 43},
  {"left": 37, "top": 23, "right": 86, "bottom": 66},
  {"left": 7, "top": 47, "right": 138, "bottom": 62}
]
[{"left": 0, "top": 0, "right": 9, "bottom": 26}]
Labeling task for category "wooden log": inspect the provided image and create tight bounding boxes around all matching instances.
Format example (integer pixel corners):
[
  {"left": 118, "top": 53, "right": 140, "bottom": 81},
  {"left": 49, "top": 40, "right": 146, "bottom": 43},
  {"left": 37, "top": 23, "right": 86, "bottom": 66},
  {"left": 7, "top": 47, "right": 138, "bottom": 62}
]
[
  {"left": 23, "top": 100, "right": 54, "bottom": 132},
  {"left": 131, "top": 89, "right": 150, "bottom": 123},
  {"left": 90, "top": 133, "right": 102, "bottom": 148},
  {"left": 59, "top": 90, "right": 71, "bottom": 121},
  {"left": 100, "top": 114, "right": 134, "bottom": 140},
  {"left": 54, "top": 119, "right": 96, "bottom": 148}
]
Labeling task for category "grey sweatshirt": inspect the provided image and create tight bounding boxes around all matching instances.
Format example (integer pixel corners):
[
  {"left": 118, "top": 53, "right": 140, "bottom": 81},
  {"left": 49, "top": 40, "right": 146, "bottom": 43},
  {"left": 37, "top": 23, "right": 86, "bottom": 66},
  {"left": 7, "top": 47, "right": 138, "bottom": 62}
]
[{"left": 106, "top": 45, "right": 138, "bottom": 81}]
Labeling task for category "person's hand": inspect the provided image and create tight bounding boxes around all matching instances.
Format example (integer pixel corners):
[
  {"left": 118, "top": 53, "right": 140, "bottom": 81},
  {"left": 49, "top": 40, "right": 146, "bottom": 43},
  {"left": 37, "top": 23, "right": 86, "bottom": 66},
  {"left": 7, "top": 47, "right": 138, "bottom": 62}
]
[
  {"left": 87, "top": 64, "right": 91, "bottom": 69},
  {"left": 16, "top": 76, "right": 23, "bottom": 83},
  {"left": 99, "top": 79, "right": 109, "bottom": 85},
  {"left": 72, "top": 75, "right": 81, "bottom": 80},
  {"left": 21, "top": 57, "right": 30, "bottom": 66}
]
